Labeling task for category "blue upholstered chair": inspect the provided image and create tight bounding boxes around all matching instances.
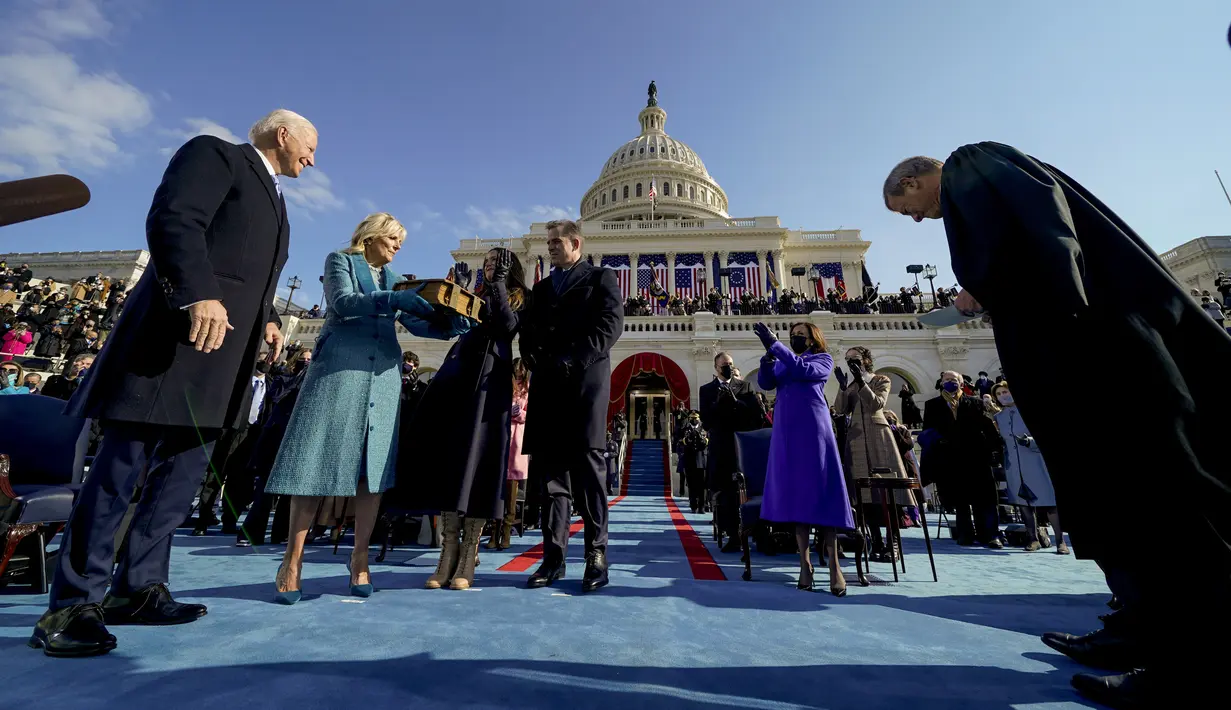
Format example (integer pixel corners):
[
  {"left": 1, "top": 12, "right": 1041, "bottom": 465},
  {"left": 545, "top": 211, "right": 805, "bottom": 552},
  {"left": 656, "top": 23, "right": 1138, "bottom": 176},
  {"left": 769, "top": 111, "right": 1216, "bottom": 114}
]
[
  {"left": 733, "top": 428, "right": 772, "bottom": 582},
  {"left": 0, "top": 394, "right": 90, "bottom": 593}
]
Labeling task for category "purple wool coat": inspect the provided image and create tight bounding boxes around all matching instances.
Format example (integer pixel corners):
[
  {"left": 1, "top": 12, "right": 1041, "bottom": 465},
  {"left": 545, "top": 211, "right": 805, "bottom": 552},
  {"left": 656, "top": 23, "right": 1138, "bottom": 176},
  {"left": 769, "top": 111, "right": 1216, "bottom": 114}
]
[{"left": 757, "top": 342, "right": 855, "bottom": 530}]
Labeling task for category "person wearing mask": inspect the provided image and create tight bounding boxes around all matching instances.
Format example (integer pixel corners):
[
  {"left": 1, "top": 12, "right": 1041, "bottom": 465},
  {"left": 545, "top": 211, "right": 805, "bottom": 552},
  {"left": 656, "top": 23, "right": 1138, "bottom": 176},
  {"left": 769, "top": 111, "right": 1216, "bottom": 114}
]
[
  {"left": 517, "top": 219, "right": 624, "bottom": 592},
  {"left": 237, "top": 349, "right": 313, "bottom": 547},
  {"left": 23, "top": 372, "right": 42, "bottom": 395},
  {"left": 834, "top": 346, "right": 914, "bottom": 563},
  {"left": 921, "top": 371, "right": 1002, "bottom": 547},
  {"left": 700, "top": 351, "right": 761, "bottom": 552},
  {"left": 1, "top": 322, "right": 33, "bottom": 360},
  {"left": 396, "top": 248, "right": 528, "bottom": 590},
  {"left": 754, "top": 321, "right": 854, "bottom": 596},
  {"left": 193, "top": 360, "right": 271, "bottom": 536},
  {"left": 40, "top": 354, "right": 93, "bottom": 400},
  {"left": 678, "top": 411, "right": 710, "bottom": 514},
  {"left": 991, "top": 382, "right": 1068, "bottom": 555},
  {"left": 485, "top": 357, "right": 531, "bottom": 551},
  {"left": 1, "top": 361, "right": 29, "bottom": 394},
  {"left": 604, "top": 431, "right": 620, "bottom": 496},
  {"left": 973, "top": 371, "right": 994, "bottom": 397},
  {"left": 263, "top": 212, "right": 469, "bottom": 604}
]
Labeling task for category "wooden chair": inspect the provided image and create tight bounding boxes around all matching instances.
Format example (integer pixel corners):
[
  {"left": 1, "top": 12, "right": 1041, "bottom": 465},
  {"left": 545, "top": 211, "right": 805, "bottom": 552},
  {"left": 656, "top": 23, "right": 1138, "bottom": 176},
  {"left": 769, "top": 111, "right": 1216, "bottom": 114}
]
[{"left": 853, "top": 476, "right": 938, "bottom": 583}]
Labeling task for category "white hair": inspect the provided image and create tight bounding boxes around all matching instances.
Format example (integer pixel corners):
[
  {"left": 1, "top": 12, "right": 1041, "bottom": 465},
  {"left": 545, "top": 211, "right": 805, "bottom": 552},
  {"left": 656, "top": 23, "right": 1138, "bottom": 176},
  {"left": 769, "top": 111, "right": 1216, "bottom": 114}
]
[
  {"left": 882, "top": 155, "right": 944, "bottom": 205},
  {"left": 248, "top": 109, "right": 316, "bottom": 144}
]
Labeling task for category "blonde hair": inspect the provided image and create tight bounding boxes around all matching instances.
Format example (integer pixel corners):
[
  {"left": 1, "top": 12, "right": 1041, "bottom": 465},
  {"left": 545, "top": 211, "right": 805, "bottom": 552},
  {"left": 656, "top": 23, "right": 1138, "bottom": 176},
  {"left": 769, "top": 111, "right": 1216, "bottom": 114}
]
[
  {"left": 248, "top": 109, "right": 316, "bottom": 144},
  {"left": 344, "top": 212, "right": 406, "bottom": 254}
]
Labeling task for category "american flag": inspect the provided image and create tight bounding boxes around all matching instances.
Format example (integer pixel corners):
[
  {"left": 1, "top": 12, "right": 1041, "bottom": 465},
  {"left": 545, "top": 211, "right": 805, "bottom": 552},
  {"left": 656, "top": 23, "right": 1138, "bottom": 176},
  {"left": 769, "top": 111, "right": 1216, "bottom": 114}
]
[
  {"left": 602, "top": 254, "right": 632, "bottom": 300},
  {"left": 648, "top": 178, "right": 656, "bottom": 201},
  {"left": 727, "top": 252, "right": 761, "bottom": 301},
  {"left": 815, "top": 262, "right": 846, "bottom": 298},
  {"left": 638, "top": 254, "right": 669, "bottom": 314},
  {"left": 674, "top": 253, "right": 705, "bottom": 299}
]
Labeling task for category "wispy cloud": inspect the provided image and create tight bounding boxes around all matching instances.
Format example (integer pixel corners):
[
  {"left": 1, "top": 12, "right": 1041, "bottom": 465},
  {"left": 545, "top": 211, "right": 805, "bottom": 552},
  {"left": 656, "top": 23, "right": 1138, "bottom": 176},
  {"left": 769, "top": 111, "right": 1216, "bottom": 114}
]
[
  {"left": 159, "top": 117, "right": 244, "bottom": 155},
  {"left": 282, "top": 169, "right": 345, "bottom": 214},
  {"left": 461, "top": 204, "right": 575, "bottom": 238},
  {"left": 359, "top": 198, "right": 378, "bottom": 212},
  {"left": 0, "top": 0, "right": 152, "bottom": 177}
]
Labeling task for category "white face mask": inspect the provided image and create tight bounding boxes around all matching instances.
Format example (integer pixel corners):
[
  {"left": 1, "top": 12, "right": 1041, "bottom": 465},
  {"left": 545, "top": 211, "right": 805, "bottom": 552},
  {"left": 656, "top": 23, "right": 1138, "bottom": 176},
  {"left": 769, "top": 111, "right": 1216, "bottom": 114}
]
[{"left": 997, "top": 394, "right": 1014, "bottom": 406}]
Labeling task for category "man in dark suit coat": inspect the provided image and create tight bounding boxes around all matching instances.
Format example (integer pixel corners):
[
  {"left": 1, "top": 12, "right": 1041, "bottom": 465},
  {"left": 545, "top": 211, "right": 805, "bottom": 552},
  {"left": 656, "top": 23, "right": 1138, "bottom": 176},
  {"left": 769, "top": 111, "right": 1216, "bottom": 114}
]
[
  {"left": 699, "top": 351, "right": 760, "bottom": 552},
  {"left": 520, "top": 219, "right": 623, "bottom": 592},
  {"left": 920, "top": 371, "right": 1001, "bottom": 547},
  {"left": 30, "top": 109, "right": 317, "bottom": 658}
]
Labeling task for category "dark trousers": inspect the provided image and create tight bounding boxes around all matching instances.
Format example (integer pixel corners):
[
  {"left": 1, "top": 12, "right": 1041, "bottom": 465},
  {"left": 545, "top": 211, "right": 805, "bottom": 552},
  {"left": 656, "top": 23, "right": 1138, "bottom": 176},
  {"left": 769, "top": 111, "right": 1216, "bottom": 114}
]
[
  {"left": 952, "top": 500, "right": 999, "bottom": 543},
  {"left": 196, "top": 423, "right": 254, "bottom": 529},
  {"left": 50, "top": 422, "right": 218, "bottom": 609},
  {"left": 686, "top": 467, "right": 707, "bottom": 511},
  {"left": 539, "top": 449, "right": 608, "bottom": 561},
  {"left": 239, "top": 478, "right": 289, "bottom": 545}
]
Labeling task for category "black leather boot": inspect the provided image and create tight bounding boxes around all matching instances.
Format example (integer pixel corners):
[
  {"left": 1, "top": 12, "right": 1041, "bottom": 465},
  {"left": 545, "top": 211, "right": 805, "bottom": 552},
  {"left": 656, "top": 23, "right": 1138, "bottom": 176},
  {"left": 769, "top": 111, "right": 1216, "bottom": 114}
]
[
  {"left": 102, "top": 583, "right": 208, "bottom": 626},
  {"left": 29, "top": 604, "right": 117, "bottom": 658}
]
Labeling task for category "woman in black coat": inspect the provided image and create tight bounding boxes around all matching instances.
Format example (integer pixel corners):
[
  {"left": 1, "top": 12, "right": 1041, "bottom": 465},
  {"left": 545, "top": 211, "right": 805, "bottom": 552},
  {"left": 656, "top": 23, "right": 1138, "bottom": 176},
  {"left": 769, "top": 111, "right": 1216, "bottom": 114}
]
[{"left": 397, "top": 247, "right": 527, "bottom": 591}]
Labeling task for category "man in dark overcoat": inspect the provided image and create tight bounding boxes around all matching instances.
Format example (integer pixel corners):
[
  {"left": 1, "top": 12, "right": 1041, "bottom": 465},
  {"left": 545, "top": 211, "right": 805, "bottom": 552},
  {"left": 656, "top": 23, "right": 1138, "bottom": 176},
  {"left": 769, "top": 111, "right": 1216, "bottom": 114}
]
[
  {"left": 520, "top": 219, "right": 623, "bottom": 592},
  {"left": 30, "top": 110, "right": 317, "bottom": 658},
  {"left": 700, "top": 352, "right": 760, "bottom": 552},
  {"left": 885, "top": 144, "right": 1231, "bottom": 706}
]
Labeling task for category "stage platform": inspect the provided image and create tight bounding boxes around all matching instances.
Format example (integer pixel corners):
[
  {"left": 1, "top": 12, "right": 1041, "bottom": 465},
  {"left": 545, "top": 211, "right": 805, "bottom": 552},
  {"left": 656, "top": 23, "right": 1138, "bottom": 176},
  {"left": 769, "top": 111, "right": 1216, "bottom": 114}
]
[{"left": 1, "top": 451, "right": 1110, "bottom": 709}]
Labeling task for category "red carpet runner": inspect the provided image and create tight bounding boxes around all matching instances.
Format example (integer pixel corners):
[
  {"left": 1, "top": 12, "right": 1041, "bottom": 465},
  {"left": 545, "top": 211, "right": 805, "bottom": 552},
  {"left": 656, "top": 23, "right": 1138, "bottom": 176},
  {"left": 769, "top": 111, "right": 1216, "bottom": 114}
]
[{"left": 661, "top": 443, "right": 726, "bottom": 581}]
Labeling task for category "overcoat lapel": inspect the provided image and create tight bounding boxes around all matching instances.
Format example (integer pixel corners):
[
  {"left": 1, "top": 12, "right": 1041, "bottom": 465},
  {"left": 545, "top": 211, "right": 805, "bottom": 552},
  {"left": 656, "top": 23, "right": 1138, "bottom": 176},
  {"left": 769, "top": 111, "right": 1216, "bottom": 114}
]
[
  {"left": 351, "top": 253, "right": 377, "bottom": 294},
  {"left": 240, "top": 143, "right": 283, "bottom": 224}
]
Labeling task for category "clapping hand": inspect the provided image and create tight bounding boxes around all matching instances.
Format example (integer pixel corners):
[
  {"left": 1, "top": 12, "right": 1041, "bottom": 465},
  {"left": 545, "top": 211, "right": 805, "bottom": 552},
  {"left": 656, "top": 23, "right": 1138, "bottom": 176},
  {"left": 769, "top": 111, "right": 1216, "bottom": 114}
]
[
  {"left": 393, "top": 284, "right": 435, "bottom": 318},
  {"left": 489, "top": 249, "right": 511, "bottom": 283},
  {"left": 834, "top": 366, "right": 849, "bottom": 390},
  {"left": 849, "top": 360, "right": 865, "bottom": 385},
  {"left": 452, "top": 261, "right": 474, "bottom": 289},
  {"left": 753, "top": 322, "right": 777, "bottom": 351},
  {"left": 511, "top": 401, "right": 522, "bottom": 418}
]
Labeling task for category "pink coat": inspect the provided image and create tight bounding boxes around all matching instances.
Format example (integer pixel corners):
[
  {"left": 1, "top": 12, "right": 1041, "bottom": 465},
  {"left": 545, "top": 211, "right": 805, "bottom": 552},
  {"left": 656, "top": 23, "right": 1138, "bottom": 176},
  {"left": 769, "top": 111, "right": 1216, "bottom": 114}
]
[
  {"left": 1, "top": 330, "right": 32, "bottom": 360},
  {"left": 507, "top": 390, "right": 529, "bottom": 480}
]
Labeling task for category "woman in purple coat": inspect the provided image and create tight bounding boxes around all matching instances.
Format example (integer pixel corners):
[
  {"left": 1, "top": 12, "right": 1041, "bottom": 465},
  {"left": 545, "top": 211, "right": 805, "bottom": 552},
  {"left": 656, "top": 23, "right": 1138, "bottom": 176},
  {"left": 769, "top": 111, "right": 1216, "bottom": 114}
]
[{"left": 753, "top": 321, "right": 854, "bottom": 596}]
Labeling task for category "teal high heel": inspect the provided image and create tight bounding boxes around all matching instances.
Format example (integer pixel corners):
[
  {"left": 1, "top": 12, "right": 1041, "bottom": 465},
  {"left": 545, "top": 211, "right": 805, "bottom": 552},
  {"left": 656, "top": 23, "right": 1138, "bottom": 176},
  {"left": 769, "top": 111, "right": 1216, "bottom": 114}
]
[
  {"left": 274, "top": 563, "right": 301, "bottom": 605},
  {"left": 347, "top": 559, "right": 374, "bottom": 598}
]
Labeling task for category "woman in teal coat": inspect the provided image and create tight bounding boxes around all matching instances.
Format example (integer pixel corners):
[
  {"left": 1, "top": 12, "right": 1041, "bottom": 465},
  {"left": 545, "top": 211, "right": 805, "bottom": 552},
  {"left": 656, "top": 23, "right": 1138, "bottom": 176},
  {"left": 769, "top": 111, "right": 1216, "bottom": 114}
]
[{"left": 265, "top": 212, "right": 469, "bottom": 604}]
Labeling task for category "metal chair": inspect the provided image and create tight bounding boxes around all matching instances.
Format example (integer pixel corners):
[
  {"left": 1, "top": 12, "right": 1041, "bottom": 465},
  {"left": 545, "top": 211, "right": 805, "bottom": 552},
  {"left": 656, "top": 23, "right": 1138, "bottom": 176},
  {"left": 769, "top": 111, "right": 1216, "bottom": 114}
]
[{"left": 853, "top": 476, "right": 938, "bottom": 583}]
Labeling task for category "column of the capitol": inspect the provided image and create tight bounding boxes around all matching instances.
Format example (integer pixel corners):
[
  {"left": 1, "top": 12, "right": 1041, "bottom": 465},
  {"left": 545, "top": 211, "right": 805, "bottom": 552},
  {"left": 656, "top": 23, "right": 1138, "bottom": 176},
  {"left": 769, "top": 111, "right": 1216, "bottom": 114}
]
[{"left": 665, "top": 251, "right": 676, "bottom": 303}]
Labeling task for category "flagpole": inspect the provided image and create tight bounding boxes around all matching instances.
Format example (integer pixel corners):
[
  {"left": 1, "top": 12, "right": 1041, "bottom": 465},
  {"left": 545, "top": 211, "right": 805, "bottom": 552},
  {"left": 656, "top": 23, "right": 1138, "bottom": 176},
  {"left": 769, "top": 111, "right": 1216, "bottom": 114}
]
[
  {"left": 650, "top": 175, "right": 654, "bottom": 223},
  {"left": 1217, "top": 170, "right": 1231, "bottom": 212}
]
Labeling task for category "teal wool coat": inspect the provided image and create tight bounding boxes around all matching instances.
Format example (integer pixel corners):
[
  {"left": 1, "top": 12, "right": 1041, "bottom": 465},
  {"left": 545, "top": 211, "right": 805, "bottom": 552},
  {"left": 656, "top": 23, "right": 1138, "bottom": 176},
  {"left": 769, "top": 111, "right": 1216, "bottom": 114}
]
[{"left": 265, "top": 251, "right": 436, "bottom": 497}]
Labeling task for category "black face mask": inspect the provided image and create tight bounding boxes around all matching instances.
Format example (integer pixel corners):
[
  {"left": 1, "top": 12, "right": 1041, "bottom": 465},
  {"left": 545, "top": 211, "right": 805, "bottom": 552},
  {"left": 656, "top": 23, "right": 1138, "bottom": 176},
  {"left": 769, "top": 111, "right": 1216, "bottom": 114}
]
[
  {"left": 719, "top": 364, "right": 734, "bottom": 380},
  {"left": 790, "top": 336, "right": 810, "bottom": 354}
]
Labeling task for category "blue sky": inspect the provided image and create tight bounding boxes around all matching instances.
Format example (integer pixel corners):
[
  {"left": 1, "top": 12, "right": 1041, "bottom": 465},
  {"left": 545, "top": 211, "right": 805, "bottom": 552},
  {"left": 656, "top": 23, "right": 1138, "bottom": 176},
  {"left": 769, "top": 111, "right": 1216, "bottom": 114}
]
[{"left": 3, "top": 0, "right": 1230, "bottom": 306}]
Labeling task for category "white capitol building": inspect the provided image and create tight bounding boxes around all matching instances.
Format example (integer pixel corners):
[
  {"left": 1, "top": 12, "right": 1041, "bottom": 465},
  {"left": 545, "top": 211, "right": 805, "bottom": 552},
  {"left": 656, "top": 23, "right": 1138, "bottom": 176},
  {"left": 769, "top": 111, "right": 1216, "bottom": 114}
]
[
  {"left": 296, "top": 87, "right": 1000, "bottom": 420},
  {"left": 8, "top": 87, "right": 1222, "bottom": 421}
]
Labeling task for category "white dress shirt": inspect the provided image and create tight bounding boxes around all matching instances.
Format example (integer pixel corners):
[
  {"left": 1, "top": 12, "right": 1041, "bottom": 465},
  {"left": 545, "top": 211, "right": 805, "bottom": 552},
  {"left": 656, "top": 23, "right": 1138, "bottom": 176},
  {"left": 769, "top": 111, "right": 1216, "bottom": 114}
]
[{"left": 248, "top": 374, "right": 267, "bottom": 425}]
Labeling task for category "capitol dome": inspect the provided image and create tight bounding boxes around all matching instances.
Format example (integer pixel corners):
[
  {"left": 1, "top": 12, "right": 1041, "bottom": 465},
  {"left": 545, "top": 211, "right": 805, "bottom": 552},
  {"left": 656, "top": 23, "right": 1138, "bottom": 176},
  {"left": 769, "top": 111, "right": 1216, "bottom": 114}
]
[{"left": 580, "top": 84, "right": 730, "bottom": 223}]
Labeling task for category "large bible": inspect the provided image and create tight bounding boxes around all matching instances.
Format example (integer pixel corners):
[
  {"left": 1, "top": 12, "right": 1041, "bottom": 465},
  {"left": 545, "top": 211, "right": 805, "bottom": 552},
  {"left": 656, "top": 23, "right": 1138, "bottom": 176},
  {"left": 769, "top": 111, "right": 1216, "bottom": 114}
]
[{"left": 393, "top": 279, "right": 483, "bottom": 323}]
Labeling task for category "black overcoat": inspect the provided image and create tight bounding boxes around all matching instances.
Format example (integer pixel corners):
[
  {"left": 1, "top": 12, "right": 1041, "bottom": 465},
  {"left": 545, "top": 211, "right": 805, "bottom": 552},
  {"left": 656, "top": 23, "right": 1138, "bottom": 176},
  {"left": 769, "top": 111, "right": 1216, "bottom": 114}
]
[
  {"left": 941, "top": 141, "right": 1231, "bottom": 562},
  {"left": 699, "top": 377, "right": 758, "bottom": 489},
  {"left": 395, "top": 282, "right": 521, "bottom": 519},
  {"left": 520, "top": 260, "right": 624, "bottom": 456},
  {"left": 920, "top": 395, "right": 999, "bottom": 503},
  {"left": 67, "top": 136, "right": 287, "bottom": 429}
]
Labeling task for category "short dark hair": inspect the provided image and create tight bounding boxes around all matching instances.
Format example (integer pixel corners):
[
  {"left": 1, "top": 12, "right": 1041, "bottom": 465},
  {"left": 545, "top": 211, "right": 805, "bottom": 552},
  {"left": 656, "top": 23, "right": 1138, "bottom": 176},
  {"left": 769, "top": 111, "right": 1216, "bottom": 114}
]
[
  {"left": 546, "top": 219, "right": 581, "bottom": 239},
  {"left": 713, "top": 351, "right": 732, "bottom": 366},
  {"left": 402, "top": 350, "right": 420, "bottom": 367},
  {"left": 845, "top": 345, "right": 873, "bottom": 369},
  {"left": 790, "top": 322, "right": 828, "bottom": 355}
]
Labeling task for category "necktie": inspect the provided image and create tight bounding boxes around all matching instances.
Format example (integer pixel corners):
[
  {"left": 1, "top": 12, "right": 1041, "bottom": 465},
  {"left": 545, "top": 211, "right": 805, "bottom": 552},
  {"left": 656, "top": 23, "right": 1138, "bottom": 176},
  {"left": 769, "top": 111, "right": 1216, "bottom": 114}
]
[{"left": 273, "top": 175, "right": 282, "bottom": 197}]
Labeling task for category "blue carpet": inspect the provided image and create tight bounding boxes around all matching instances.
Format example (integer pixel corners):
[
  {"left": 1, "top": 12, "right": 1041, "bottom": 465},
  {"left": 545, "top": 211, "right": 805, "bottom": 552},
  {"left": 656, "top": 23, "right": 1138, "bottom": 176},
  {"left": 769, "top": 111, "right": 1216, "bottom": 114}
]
[{"left": 1, "top": 443, "right": 1109, "bottom": 709}]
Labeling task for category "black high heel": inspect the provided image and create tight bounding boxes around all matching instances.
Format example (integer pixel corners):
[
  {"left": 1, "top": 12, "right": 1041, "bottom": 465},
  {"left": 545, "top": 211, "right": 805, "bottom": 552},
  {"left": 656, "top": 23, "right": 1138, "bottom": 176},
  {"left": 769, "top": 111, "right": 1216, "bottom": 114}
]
[{"left": 797, "top": 562, "right": 814, "bottom": 591}]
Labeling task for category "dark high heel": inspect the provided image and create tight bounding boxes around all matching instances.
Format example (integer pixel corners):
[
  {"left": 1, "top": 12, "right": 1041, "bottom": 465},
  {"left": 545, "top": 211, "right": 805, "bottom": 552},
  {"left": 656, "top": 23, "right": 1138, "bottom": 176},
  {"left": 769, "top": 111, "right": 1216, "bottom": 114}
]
[
  {"left": 797, "top": 562, "right": 814, "bottom": 591},
  {"left": 274, "top": 563, "right": 301, "bottom": 605},
  {"left": 347, "top": 559, "right": 374, "bottom": 598}
]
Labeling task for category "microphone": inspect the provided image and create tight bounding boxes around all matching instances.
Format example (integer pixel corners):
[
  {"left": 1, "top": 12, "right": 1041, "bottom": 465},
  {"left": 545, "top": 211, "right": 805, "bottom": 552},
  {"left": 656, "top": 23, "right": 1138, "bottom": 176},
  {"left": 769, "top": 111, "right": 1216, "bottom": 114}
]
[{"left": 0, "top": 174, "right": 91, "bottom": 228}]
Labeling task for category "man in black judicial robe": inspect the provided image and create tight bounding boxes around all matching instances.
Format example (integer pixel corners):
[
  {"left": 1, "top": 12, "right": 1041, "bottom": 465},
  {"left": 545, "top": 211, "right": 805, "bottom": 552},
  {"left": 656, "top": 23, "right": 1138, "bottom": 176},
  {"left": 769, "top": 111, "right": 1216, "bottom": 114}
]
[
  {"left": 519, "top": 219, "right": 624, "bottom": 592},
  {"left": 30, "top": 112, "right": 317, "bottom": 658},
  {"left": 885, "top": 143, "right": 1231, "bottom": 706}
]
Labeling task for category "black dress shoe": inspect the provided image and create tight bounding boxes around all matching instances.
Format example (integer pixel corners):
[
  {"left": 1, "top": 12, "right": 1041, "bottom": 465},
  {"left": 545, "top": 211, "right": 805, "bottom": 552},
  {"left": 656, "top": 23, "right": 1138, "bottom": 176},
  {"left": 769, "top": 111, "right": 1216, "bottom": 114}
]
[
  {"left": 1071, "top": 669, "right": 1157, "bottom": 709},
  {"left": 582, "top": 550, "right": 609, "bottom": 593},
  {"left": 1041, "top": 627, "right": 1142, "bottom": 671},
  {"left": 29, "top": 604, "right": 117, "bottom": 658},
  {"left": 527, "top": 558, "right": 566, "bottom": 588},
  {"left": 102, "top": 583, "right": 208, "bottom": 626}
]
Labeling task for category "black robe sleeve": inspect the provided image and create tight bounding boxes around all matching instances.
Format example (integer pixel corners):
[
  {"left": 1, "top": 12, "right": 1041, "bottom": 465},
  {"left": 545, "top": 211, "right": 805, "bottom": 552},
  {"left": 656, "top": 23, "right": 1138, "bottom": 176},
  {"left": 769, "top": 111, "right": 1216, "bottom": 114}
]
[{"left": 940, "top": 142, "right": 1088, "bottom": 316}]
